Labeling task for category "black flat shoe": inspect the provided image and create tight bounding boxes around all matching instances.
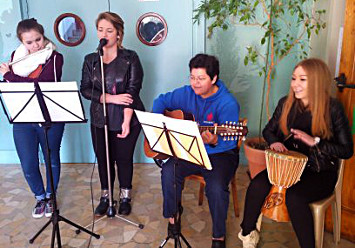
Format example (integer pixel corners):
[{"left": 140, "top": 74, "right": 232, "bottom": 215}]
[
  {"left": 211, "top": 239, "right": 225, "bottom": 248},
  {"left": 118, "top": 198, "right": 131, "bottom": 215},
  {"left": 94, "top": 197, "right": 109, "bottom": 216},
  {"left": 168, "top": 221, "right": 181, "bottom": 237}
]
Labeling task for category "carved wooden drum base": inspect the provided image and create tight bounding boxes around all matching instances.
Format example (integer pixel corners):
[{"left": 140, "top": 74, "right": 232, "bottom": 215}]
[{"left": 261, "top": 186, "right": 290, "bottom": 222}]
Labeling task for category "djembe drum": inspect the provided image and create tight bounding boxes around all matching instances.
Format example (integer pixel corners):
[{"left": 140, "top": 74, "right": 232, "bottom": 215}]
[{"left": 261, "top": 149, "right": 308, "bottom": 222}]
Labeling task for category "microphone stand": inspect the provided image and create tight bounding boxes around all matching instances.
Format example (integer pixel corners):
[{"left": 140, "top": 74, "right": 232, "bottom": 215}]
[{"left": 77, "top": 46, "right": 144, "bottom": 233}]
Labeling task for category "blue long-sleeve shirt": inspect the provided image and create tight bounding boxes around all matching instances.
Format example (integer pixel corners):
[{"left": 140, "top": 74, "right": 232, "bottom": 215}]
[{"left": 152, "top": 80, "right": 240, "bottom": 154}]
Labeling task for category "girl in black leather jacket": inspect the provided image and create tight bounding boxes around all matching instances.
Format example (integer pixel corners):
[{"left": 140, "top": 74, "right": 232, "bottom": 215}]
[
  {"left": 238, "top": 58, "right": 353, "bottom": 248},
  {"left": 80, "top": 12, "right": 144, "bottom": 216}
]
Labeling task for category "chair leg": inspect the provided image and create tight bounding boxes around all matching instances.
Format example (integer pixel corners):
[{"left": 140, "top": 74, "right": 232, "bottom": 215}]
[
  {"left": 256, "top": 213, "right": 262, "bottom": 232},
  {"left": 198, "top": 182, "right": 204, "bottom": 205},
  {"left": 231, "top": 177, "right": 239, "bottom": 217},
  {"left": 332, "top": 201, "right": 341, "bottom": 244},
  {"left": 313, "top": 208, "right": 325, "bottom": 248}
]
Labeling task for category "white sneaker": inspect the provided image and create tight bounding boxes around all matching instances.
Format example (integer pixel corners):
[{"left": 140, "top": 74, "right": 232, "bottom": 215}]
[{"left": 238, "top": 230, "right": 260, "bottom": 248}]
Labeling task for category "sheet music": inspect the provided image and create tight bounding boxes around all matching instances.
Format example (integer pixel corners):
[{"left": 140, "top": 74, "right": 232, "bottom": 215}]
[
  {"left": 0, "top": 82, "right": 85, "bottom": 122},
  {"left": 135, "top": 110, "right": 212, "bottom": 169}
]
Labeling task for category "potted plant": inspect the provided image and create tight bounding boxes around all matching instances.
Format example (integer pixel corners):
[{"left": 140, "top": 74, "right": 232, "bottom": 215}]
[{"left": 194, "top": 0, "right": 326, "bottom": 178}]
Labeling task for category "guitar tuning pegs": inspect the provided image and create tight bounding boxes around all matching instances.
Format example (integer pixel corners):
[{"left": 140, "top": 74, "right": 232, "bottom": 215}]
[
  {"left": 231, "top": 137, "right": 234, "bottom": 141},
  {"left": 233, "top": 122, "right": 236, "bottom": 125},
  {"left": 223, "top": 137, "right": 226, "bottom": 141}
]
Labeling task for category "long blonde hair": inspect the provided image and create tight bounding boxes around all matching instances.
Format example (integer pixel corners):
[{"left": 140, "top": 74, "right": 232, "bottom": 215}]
[
  {"left": 280, "top": 58, "right": 332, "bottom": 139},
  {"left": 96, "top": 12, "right": 124, "bottom": 48}
]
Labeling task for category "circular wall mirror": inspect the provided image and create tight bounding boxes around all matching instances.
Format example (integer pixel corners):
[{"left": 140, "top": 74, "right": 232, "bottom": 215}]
[
  {"left": 54, "top": 13, "right": 86, "bottom": 47},
  {"left": 136, "top": 12, "right": 168, "bottom": 46}
]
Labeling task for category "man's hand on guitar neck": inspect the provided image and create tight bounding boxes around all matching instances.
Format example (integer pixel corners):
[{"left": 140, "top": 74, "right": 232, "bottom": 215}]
[{"left": 201, "top": 129, "right": 218, "bottom": 146}]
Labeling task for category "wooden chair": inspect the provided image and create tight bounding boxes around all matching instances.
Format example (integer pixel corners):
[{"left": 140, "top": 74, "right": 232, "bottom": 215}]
[
  {"left": 184, "top": 118, "right": 248, "bottom": 217},
  {"left": 309, "top": 159, "right": 345, "bottom": 248}
]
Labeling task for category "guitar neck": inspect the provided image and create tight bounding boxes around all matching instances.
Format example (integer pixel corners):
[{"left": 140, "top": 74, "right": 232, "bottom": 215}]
[
  {"left": 199, "top": 125, "right": 245, "bottom": 137},
  {"left": 199, "top": 126, "right": 223, "bottom": 134}
]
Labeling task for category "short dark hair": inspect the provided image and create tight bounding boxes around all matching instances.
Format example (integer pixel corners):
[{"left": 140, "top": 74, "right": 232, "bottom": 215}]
[{"left": 189, "top": 54, "right": 219, "bottom": 80}]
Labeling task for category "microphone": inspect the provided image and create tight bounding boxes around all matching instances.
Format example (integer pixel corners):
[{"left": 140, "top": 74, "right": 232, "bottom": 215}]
[{"left": 97, "top": 38, "right": 108, "bottom": 55}]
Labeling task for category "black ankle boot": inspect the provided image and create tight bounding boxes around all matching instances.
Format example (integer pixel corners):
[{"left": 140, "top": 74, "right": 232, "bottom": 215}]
[
  {"left": 211, "top": 239, "right": 225, "bottom": 248},
  {"left": 167, "top": 205, "right": 183, "bottom": 237},
  {"left": 94, "top": 190, "right": 109, "bottom": 216},
  {"left": 168, "top": 221, "right": 181, "bottom": 237},
  {"left": 118, "top": 188, "right": 131, "bottom": 215},
  {"left": 118, "top": 198, "right": 131, "bottom": 215},
  {"left": 95, "top": 197, "right": 109, "bottom": 216}
]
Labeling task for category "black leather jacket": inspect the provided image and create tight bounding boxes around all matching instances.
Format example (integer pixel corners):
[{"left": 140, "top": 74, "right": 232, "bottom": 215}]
[
  {"left": 263, "top": 97, "right": 353, "bottom": 172},
  {"left": 80, "top": 49, "right": 145, "bottom": 131}
]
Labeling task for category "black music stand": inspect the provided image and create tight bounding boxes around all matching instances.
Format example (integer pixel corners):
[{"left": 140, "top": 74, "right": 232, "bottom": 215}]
[
  {"left": 135, "top": 110, "right": 211, "bottom": 248},
  {"left": 0, "top": 81, "right": 100, "bottom": 247}
]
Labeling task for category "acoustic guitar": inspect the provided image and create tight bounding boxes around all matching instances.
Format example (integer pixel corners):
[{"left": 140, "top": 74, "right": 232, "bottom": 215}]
[{"left": 143, "top": 109, "right": 248, "bottom": 160}]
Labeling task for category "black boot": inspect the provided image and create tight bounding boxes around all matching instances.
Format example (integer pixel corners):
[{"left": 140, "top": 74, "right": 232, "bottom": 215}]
[
  {"left": 167, "top": 205, "right": 183, "bottom": 237},
  {"left": 168, "top": 221, "right": 181, "bottom": 237},
  {"left": 211, "top": 239, "right": 225, "bottom": 248},
  {"left": 118, "top": 188, "right": 131, "bottom": 215},
  {"left": 94, "top": 190, "right": 109, "bottom": 216}
]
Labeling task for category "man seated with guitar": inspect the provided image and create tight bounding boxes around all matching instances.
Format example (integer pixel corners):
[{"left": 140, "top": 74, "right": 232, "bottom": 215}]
[{"left": 152, "top": 54, "right": 240, "bottom": 248}]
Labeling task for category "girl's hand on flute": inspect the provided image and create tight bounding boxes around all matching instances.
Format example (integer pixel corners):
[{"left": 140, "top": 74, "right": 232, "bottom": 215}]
[{"left": 0, "top": 62, "right": 10, "bottom": 76}]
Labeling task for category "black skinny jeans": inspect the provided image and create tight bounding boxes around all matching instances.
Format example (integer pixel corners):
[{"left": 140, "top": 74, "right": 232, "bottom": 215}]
[
  {"left": 241, "top": 169, "right": 337, "bottom": 248},
  {"left": 91, "top": 124, "right": 141, "bottom": 191}
]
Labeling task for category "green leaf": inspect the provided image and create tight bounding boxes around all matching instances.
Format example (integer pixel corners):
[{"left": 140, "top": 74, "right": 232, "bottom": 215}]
[
  {"left": 244, "top": 56, "right": 249, "bottom": 66},
  {"left": 254, "top": 0, "right": 259, "bottom": 8},
  {"left": 261, "top": 37, "right": 266, "bottom": 45}
]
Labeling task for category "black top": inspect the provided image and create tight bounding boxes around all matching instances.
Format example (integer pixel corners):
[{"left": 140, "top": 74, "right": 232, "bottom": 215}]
[{"left": 80, "top": 49, "right": 145, "bottom": 131}]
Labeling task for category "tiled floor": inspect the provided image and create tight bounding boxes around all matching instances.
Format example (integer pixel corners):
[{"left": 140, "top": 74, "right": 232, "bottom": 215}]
[{"left": 0, "top": 163, "right": 354, "bottom": 248}]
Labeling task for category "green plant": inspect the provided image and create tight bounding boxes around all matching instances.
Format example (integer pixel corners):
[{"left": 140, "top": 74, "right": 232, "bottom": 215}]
[{"left": 194, "top": 0, "right": 326, "bottom": 140}]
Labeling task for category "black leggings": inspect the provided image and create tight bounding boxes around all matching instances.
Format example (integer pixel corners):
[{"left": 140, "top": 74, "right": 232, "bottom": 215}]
[
  {"left": 241, "top": 169, "right": 337, "bottom": 248},
  {"left": 91, "top": 124, "right": 141, "bottom": 191}
]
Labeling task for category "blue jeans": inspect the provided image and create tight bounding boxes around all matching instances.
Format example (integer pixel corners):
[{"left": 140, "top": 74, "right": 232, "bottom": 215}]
[
  {"left": 13, "top": 123, "right": 65, "bottom": 200},
  {"left": 161, "top": 151, "right": 239, "bottom": 238}
]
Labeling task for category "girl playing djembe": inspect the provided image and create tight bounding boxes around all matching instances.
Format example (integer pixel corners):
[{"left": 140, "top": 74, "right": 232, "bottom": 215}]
[{"left": 238, "top": 58, "right": 353, "bottom": 248}]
